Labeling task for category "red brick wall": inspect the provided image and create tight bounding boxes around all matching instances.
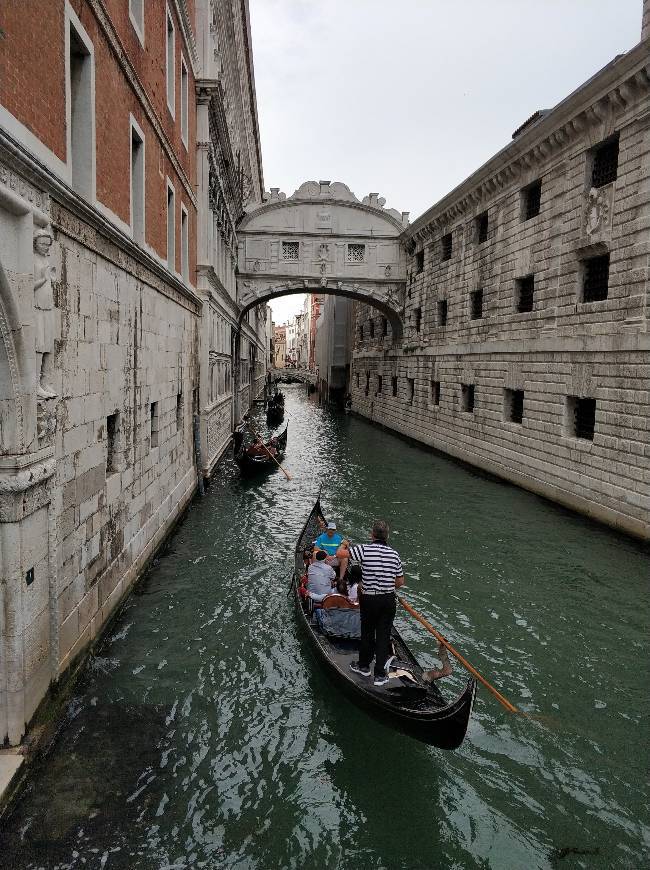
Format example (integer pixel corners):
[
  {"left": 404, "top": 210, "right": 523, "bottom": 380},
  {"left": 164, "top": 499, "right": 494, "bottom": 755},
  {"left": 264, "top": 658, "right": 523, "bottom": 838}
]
[
  {"left": 0, "top": 1, "right": 67, "bottom": 159},
  {"left": 0, "top": 0, "right": 196, "bottom": 278}
]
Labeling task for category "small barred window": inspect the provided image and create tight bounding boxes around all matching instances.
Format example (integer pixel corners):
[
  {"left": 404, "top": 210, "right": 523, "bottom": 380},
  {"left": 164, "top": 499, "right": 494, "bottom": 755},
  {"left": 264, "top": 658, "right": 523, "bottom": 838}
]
[
  {"left": 470, "top": 289, "right": 483, "bottom": 320},
  {"left": 591, "top": 136, "right": 619, "bottom": 189},
  {"left": 461, "top": 384, "right": 475, "bottom": 413},
  {"left": 504, "top": 389, "right": 524, "bottom": 424},
  {"left": 415, "top": 250, "right": 424, "bottom": 273},
  {"left": 516, "top": 275, "right": 535, "bottom": 313},
  {"left": 477, "top": 212, "right": 488, "bottom": 244},
  {"left": 441, "top": 233, "right": 452, "bottom": 261},
  {"left": 567, "top": 396, "right": 596, "bottom": 440},
  {"left": 437, "top": 299, "right": 448, "bottom": 326},
  {"left": 582, "top": 254, "right": 609, "bottom": 303},
  {"left": 523, "top": 180, "right": 542, "bottom": 220}
]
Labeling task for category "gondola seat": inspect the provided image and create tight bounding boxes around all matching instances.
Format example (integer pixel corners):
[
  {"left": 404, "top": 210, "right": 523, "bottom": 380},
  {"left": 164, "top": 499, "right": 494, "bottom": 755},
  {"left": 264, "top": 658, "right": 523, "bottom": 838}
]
[
  {"left": 315, "top": 605, "right": 361, "bottom": 639},
  {"left": 321, "top": 594, "right": 356, "bottom": 609}
]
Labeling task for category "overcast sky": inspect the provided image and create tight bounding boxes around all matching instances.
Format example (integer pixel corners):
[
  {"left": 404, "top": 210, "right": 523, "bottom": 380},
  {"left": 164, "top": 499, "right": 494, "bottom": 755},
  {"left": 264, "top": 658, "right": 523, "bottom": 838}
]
[{"left": 249, "top": 0, "right": 642, "bottom": 322}]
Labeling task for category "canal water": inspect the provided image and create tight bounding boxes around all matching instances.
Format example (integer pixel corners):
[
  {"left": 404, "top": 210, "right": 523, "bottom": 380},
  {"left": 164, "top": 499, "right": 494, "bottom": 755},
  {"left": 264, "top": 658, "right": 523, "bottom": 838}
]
[{"left": 1, "top": 385, "right": 648, "bottom": 870}]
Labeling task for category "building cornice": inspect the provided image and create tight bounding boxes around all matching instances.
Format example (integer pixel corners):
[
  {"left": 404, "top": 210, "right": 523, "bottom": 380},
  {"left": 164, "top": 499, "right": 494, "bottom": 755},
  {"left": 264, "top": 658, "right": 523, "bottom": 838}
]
[
  {"left": 88, "top": 0, "right": 197, "bottom": 208},
  {"left": 239, "top": 0, "right": 264, "bottom": 194},
  {"left": 405, "top": 40, "right": 650, "bottom": 244},
  {"left": 0, "top": 130, "right": 202, "bottom": 314},
  {"left": 172, "top": 0, "right": 199, "bottom": 70}
]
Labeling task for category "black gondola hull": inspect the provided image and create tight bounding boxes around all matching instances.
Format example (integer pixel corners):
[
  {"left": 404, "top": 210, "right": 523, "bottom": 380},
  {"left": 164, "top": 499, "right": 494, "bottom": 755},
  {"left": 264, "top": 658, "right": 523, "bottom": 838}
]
[
  {"left": 293, "top": 498, "right": 476, "bottom": 749},
  {"left": 235, "top": 426, "right": 288, "bottom": 475}
]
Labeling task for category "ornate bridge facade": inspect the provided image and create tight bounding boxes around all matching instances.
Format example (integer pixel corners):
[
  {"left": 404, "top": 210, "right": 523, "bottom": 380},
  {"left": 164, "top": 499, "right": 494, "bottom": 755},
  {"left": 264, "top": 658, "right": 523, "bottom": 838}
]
[{"left": 236, "top": 181, "right": 409, "bottom": 338}]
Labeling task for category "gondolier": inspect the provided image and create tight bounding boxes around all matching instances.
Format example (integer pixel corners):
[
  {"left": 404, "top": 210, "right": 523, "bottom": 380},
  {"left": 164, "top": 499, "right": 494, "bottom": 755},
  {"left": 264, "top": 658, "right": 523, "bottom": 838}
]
[{"left": 346, "top": 520, "right": 405, "bottom": 686}]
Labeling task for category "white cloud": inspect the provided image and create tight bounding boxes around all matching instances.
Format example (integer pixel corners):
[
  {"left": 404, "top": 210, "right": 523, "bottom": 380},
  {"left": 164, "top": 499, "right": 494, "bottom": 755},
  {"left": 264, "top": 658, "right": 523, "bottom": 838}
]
[{"left": 250, "top": 0, "right": 642, "bottom": 220}]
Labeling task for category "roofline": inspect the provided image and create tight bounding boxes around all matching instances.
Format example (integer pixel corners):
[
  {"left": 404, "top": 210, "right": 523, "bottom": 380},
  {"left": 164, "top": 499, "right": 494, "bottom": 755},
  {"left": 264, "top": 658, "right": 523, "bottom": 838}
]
[
  {"left": 405, "top": 38, "right": 650, "bottom": 239},
  {"left": 240, "top": 0, "right": 264, "bottom": 194}
]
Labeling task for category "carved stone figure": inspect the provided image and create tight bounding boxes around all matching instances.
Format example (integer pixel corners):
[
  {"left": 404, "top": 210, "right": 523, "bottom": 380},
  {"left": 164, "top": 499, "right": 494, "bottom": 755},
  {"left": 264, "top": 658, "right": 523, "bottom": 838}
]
[
  {"left": 33, "top": 227, "right": 57, "bottom": 399},
  {"left": 584, "top": 186, "right": 611, "bottom": 236}
]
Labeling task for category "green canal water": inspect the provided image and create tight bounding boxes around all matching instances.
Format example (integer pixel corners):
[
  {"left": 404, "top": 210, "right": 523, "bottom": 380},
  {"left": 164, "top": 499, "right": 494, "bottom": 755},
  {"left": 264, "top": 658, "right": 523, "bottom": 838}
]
[{"left": 1, "top": 385, "right": 648, "bottom": 870}]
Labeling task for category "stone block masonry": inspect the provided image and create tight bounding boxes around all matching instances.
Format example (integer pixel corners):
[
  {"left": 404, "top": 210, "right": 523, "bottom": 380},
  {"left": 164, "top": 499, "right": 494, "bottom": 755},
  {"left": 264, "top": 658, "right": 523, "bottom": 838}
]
[{"left": 351, "top": 33, "right": 650, "bottom": 540}]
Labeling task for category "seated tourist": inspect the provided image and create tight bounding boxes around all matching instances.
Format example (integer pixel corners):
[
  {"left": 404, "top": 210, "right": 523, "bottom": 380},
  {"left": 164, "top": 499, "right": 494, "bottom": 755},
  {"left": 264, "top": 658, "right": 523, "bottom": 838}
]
[
  {"left": 347, "top": 564, "right": 361, "bottom": 603},
  {"left": 306, "top": 550, "right": 336, "bottom": 602},
  {"left": 314, "top": 522, "right": 349, "bottom": 577}
]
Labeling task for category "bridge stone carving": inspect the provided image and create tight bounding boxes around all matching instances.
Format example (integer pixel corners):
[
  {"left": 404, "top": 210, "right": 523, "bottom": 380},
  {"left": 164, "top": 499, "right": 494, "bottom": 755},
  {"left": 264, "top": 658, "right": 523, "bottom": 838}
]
[{"left": 236, "top": 180, "right": 409, "bottom": 338}]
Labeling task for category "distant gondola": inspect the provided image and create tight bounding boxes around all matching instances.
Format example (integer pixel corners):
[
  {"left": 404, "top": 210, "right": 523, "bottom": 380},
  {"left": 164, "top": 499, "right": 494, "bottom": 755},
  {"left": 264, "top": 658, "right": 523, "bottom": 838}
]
[
  {"left": 293, "top": 498, "right": 476, "bottom": 749},
  {"left": 235, "top": 425, "right": 288, "bottom": 475},
  {"left": 266, "top": 389, "right": 285, "bottom": 425}
]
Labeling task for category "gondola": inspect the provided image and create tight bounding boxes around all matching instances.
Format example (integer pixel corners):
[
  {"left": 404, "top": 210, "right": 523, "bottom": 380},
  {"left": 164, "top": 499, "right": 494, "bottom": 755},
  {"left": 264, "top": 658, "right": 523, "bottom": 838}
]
[
  {"left": 293, "top": 498, "right": 476, "bottom": 749},
  {"left": 266, "top": 390, "right": 285, "bottom": 425},
  {"left": 235, "top": 425, "right": 288, "bottom": 475}
]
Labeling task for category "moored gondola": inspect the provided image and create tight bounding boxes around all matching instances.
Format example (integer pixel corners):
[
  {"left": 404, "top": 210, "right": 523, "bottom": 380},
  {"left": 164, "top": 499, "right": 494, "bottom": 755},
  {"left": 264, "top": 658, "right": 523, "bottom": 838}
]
[
  {"left": 235, "top": 425, "right": 288, "bottom": 475},
  {"left": 294, "top": 498, "right": 476, "bottom": 749}
]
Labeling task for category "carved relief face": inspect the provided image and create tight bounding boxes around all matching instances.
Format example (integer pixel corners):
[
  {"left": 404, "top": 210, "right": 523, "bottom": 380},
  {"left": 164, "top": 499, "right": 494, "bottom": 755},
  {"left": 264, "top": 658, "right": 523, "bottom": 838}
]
[{"left": 34, "top": 232, "right": 53, "bottom": 256}]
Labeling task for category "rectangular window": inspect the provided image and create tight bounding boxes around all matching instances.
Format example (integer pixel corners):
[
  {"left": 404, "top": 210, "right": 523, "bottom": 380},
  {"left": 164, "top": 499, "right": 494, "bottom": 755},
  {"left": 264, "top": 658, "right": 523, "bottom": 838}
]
[
  {"left": 176, "top": 392, "right": 183, "bottom": 432},
  {"left": 358, "top": 324, "right": 364, "bottom": 342},
  {"left": 437, "top": 299, "right": 448, "bottom": 326},
  {"left": 504, "top": 389, "right": 524, "bottom": 424},
  {"left": 516, "top": 275, "right": 534, "bottom": 313},
  {"left": 461, "top": 384, "right": 475, "bottom": 413},
  {"left": 166, "top": 182, "right": 175, "bottom": 271},
  {"left": 106, "top": 412, "right": 119, "bottom": 473},
  {"left": 150, "top": 401, "right": 159, "bottom": 447},
  {"left": 470, "top": 289, "right": 483, "bottom": 320},
  {"left": 130, "top": 122, "right": 144, "bottom": 243},
  {"left": 414, "top": 307, "right": 422, "bottom": 332},
  {"left": 382, "top": 317, "right": 388, "bottom": 337},
  {"left": 591, "top": 135, "right": 619, "bottom": 188},
  {"left": 522, "top": 180, "right": 542, "bottom": 220},
  {"left": 477, "top": 211, "right": 488, "bottom": 244},
  {"left": 365, "top": 372, "right": 370, "bottom": 397},
  {"left": 347, "top": 243, "right": 365, "bottom": 262},
  {"left": 129, "top": 0, "right": 144, "bottom": 42},
  {"left": 415, "top": 250, "right": 424, "bottom": 273},
  {"left": 282, "top": 241, "right": 299, "bottom": 261},
  {"left": 391, "top": 376, "right": 397, "bottom": 397},
  {"left": 181, "top": 205, "right": 189, "bottom": 281},
  {"left": 407, "top": 378, "right": 415, "bottom": 404},
  {"left": 369, "top": 319, "right": 375, "bottom": 339},
  {"left": 166, "top": 8, "right": 175, "bottom": 116},
  {"left": 582, "top": 253, "right": 609, "bottom": 302},
  {"left": 431, "top": 380, "right": 440, "bottom": 406},
  {"left": 180, "top": 56, "right": 189, "bottom": 146},
  {"left": 441, "top": 233, "right": 452, "bottom": 261},
  {"left": 567, "top": 396, "right": 596, "bottom": 440},
  {"left": 355, "top": 372, "right": 360, "bottom": 388},
  {"left": 69, "top": 23, "right": 93, "bottom": 198},
  {"left": 376, "top": 375, "right": 382, "bottom": 395}
]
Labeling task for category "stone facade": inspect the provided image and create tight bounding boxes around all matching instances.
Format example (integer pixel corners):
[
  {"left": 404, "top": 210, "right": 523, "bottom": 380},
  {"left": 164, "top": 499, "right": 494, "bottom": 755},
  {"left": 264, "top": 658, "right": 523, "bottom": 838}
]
[
  {"left": 0, "top": 0, "right": 267, "bottom": 746},
  {"left": 351, "top": 31, "right": 650, "bottom": 540}
]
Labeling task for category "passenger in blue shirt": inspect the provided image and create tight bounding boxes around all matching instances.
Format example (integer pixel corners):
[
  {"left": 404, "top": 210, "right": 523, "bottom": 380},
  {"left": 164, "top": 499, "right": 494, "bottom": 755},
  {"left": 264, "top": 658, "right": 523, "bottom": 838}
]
[{"left": 315, "top": 522, "right": 348, "bottom": 578}]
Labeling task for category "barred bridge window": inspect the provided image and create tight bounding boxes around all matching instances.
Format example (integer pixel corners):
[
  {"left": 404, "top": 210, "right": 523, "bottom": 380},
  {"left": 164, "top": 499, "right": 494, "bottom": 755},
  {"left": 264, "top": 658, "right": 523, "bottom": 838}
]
[
  {"left": 282, "top": 241, "right": 299, "bottom": 260},
  {"left": 582, "top": 254, "right": 609, "bottom": 302},
  {"left": 437, "top": 299, "right": 448, "bottom": 326},
  {"left": 347, "top": 243, "right": 365, "bottom": 262},
  {"left": 461, "top": 383, "right": 475, "bottom": 413},
  {"left": 591, "top": 136, "right": 619, "bottom": 189},
  {"left": 415, "top": 250, "right": 424, "bottom": 273}
]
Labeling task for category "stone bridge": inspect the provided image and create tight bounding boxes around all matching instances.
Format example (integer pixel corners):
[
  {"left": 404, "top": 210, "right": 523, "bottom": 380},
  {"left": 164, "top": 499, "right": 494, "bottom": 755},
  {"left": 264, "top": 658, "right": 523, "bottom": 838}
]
[{"left": 235, "top": 181, "right": 409, "bottom": 339}]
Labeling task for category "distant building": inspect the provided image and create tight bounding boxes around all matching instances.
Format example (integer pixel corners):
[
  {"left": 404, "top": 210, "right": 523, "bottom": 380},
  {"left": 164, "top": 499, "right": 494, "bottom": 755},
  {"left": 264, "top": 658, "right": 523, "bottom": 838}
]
[
  {"left": 273, "top": 325, "right": 287, "bottom": 368},
  {"left": 315, "top": 296, "right": 354, "bottom": 406}
]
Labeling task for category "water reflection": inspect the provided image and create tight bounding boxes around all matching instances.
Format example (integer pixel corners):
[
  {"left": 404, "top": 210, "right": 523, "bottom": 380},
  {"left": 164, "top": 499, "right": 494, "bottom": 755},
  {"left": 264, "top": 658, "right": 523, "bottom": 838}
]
[{"left": 1, "top": 385, "right": 648, "bottom": 870}]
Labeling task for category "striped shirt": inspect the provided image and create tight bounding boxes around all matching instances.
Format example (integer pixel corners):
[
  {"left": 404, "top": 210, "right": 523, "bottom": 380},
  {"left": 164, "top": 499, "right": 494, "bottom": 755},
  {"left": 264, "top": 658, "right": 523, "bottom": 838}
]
[{"left": 348, "top": 542, "right": 403, "bottom": 595}]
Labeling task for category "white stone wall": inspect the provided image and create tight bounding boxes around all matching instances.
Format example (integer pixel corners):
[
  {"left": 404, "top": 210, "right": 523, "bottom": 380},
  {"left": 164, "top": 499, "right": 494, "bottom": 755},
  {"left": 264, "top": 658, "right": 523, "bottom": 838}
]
[
  {"left": 351, "top": 40, "right": 650, "bottom": 540},
  {"left": 52, "top": 203, "right": 200, "bottom": 676}
]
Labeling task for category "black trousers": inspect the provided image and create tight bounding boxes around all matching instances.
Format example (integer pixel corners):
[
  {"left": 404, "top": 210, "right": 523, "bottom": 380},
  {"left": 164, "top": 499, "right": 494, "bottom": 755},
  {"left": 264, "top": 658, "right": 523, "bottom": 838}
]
[{"left": 358, "top": 592, "right": 396, "bottom": 677}]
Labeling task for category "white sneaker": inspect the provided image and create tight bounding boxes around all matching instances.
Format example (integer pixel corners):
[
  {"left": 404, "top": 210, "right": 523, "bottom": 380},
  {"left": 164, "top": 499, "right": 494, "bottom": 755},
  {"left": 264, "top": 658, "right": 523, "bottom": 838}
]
[
  {"left": 350, "top": 662, "right": 371, "bottom": 677},
  {"left": 373, "top": 675, "right": 389, "bottom": 687}
]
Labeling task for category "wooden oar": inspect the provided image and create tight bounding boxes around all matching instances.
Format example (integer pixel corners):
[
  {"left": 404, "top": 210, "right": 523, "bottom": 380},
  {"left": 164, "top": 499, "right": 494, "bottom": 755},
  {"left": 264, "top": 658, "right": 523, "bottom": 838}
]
[
  {"left": 397, "top": 595, "right": 521, "bottom": 714},
  {"left": 245, "top": 422, "right": 292, "bottom": 481}
]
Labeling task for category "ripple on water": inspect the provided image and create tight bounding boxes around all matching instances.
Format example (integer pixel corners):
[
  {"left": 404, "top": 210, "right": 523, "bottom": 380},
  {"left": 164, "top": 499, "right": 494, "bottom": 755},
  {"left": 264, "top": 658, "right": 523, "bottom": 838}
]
[{"left": 0, "top": 385, "right": 649, "bottom": 870}]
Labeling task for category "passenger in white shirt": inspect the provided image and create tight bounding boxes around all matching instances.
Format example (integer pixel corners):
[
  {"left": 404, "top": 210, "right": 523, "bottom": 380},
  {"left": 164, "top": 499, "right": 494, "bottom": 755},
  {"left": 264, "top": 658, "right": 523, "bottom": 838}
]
[{"left": 307, "top": 550, "right": 336, "bottom": 602}]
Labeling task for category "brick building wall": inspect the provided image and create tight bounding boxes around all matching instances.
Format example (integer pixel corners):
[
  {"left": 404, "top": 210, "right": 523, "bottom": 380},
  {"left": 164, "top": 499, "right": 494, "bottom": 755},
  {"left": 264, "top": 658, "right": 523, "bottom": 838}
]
[{"left": 351, "top": 38, "right": 650, "bottom": 540}]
